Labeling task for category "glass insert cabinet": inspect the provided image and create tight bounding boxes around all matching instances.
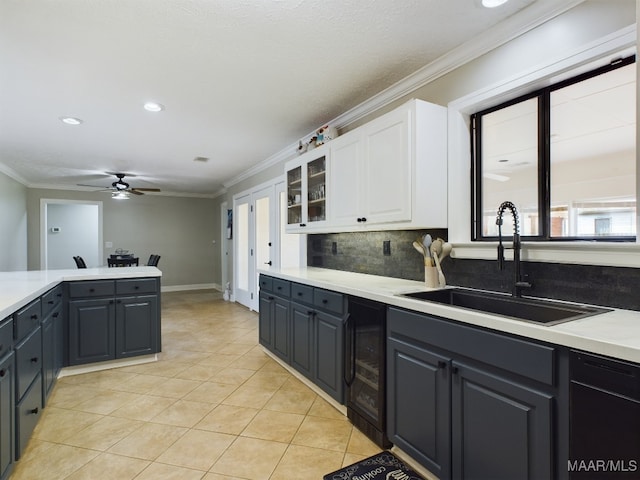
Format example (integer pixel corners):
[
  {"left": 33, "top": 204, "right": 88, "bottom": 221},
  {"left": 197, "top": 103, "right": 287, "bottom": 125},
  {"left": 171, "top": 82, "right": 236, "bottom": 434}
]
[{"left": 286, "top": 145, "right": 328, "bottom": 231}]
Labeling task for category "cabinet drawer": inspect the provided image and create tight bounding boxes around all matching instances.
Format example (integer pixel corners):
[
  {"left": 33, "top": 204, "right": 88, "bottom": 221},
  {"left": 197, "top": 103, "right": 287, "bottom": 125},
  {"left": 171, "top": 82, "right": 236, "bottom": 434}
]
[
  {"left": 116, "top": 278, "right": 157, "bottom": 295},
  {"left": 68, "top": 280, "right": 115, "bottom": 298},
  {"left": 41, "top": 284, "right": 63, "bottom": 317},
  {"left": 388, "top": 307, "right": 555, "bottom": 385},
  {"left": 259, "top": 275, "right": 273, "bottom": 292},
  {"left": 314, "top": 289, "right": 345, "bottom": 315},
  {"left": 291, "top": 283, "right": 313, "bottom": 304},
  {"left": 16, "top": 375, "right": 42, "bottom": 460},
  {"left": 272, "top": 279, "right": 291, "bottom": 298},
  {"left": 14, "top": 299, "right": 41, "bottom": 342},
  {"left": 15, "top": 327, "right": 42, "bottom": 401},
  {"left": 0, "top": 317, "right": 12, "bottom": 359}
]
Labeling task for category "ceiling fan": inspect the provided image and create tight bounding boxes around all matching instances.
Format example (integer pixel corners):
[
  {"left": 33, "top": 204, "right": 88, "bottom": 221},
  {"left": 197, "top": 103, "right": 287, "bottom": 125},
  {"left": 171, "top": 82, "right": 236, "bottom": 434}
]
[{"left": 79, "top": 173, "right": 161, "bottom": 198}]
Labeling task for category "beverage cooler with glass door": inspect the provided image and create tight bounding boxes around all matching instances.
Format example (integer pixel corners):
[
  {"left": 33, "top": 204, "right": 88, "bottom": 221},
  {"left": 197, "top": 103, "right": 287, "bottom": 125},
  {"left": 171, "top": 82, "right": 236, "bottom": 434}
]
[{"left": 344, "top": 296, "right": 391, "bottom": 448}]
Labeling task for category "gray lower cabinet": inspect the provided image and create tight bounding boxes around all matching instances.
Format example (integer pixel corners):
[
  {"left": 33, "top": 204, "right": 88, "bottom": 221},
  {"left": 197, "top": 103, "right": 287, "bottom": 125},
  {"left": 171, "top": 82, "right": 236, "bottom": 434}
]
[
  {"left": 259, "top": 289, "right": 291, "bottom": 363},
  {"left": 115, "top": 295, "right": 158, "bottom": 358},
  {"left": 387, "top": 336, "right": 451, "bottom": 477},
  {"left": 68, "top": 297, "right": 115, "bottom": 365},
  {"left": 67, "top": 278, "right": 161, "bottom": 366},
  {"left": 13, "top": 298, "right": 43, "bottom": 461},
  {"left": 0, "top": 278, "right": 159, "bottom": 477},
  {"left": 387, "top": 306, "right": 558, "bottom": 480},
  {"left": 259, "top": 275, "right": 346, "bottom": 403},
  {"left": 42, "top": 284, "right": 64, "bottom": 404},
  {"left": 290, "top": 300, "right": 345, "bottom": 399},
  {"left": 0, "top": 351, "right": 14, "bottom": 480}
]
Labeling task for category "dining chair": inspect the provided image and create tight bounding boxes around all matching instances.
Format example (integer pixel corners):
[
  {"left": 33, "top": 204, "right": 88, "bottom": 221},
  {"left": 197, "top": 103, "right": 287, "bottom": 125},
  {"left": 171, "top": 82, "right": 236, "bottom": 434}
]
[
  {"left": 147, "top": 254, "right": 161, "bottom": 267},
  {"left": 73, "top": 256, "right": 87, "bottom": 269}
]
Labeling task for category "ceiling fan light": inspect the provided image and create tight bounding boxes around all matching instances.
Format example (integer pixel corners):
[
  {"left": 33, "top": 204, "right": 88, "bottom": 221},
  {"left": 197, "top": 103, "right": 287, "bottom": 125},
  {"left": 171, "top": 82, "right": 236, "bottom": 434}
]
[
  {"left": 112, "top": 191, "right": 130, "bottom": 200},
  {"left": 143, "top": 102, "right": 164, "bottom": 112}
]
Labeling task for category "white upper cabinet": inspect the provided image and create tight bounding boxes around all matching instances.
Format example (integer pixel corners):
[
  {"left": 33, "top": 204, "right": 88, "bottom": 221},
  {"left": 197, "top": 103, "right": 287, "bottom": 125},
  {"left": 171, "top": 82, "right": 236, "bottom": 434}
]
[
  {"left": 286, "top": 99, "right": 447, "bottom": 233},
  {"left": 285, "top": 145, "right": 329, "bottom": 232}
]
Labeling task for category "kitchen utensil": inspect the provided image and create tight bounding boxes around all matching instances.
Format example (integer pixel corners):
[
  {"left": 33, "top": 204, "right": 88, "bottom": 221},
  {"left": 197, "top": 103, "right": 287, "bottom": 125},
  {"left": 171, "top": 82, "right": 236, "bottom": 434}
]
[
  {"left": 413, "top": 240, "right": 432, "bottom": 266},
  {"left": 430, "top": 240, "right": 446, "bottom": 287},
  {"left": 439, "top": 242, "right": 452, "bottom": 262},
  {"left": 422, "top": 234, "right": 432, "bottom": 257}
]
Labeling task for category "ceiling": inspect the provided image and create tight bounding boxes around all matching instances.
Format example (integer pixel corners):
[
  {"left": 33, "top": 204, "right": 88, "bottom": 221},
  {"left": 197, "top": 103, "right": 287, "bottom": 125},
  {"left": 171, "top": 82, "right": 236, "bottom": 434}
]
[{"left": 0, "top": 0, "right": 583, "bottom": 197}]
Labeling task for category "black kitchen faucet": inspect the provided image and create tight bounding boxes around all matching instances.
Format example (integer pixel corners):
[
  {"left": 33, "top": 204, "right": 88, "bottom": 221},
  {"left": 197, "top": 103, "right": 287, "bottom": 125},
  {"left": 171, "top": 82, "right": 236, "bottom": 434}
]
[{"left": 496, "top": 201, "right": 532, "bottom": 297}]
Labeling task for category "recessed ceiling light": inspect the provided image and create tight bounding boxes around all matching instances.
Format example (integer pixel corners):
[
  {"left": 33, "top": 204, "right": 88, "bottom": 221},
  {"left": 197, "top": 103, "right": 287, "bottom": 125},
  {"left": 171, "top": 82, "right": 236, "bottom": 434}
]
[
  {"left": 144, "top": 102, "right": 164, "bottom": 112},
  {"left": 482, "top": 0, "right": 509, "bottom": 7},
  {"left": 59, "top": 116, "right": 83, "bottom": 125}
]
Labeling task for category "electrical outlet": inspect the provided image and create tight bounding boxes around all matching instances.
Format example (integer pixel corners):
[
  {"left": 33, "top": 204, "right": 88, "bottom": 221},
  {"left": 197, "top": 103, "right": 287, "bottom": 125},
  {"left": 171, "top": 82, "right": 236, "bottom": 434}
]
[{"left": 383, "top": 240, "right": 391, "bottom": 256}]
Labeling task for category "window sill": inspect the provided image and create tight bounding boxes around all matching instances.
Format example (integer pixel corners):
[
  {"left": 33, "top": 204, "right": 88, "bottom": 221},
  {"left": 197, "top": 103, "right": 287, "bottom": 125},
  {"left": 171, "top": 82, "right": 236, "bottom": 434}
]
[{"left": 451, "top": 241, "right": 640, "bottom": 268}]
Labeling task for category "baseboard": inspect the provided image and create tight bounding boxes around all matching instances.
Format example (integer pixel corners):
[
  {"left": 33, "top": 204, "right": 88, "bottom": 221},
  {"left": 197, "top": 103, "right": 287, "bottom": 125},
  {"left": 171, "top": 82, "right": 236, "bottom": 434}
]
[
  {"left": 161, "top": 283, "right": 222, "bottom": 292},
  {"left": 261, "top": 347, "right": 347, "bottom": 416},
  {"left": 58, "top": 354, "right": 158, "bottom": 378}
]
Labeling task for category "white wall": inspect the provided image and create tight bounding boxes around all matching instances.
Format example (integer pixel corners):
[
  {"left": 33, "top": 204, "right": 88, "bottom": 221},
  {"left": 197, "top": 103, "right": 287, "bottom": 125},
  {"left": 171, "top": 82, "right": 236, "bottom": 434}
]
[
  {"left": 27, "top": 188, "right": 219, "bottom": 289},
  {"left": 0, "top": 170, "right": 27, "bottom": 271}
]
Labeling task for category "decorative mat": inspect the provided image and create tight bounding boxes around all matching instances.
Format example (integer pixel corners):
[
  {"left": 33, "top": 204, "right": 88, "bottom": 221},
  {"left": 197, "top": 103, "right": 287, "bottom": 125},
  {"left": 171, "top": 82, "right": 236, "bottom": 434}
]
[{"left": 324, "top": 451, "right": 425, "bottom": 480}]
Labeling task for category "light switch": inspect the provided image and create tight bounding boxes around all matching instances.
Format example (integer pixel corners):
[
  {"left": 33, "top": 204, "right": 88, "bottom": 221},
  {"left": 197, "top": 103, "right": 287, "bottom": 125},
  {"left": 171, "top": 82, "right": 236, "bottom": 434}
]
[{"left": 105, "top": 241, "right": 113, "bottom": 248}]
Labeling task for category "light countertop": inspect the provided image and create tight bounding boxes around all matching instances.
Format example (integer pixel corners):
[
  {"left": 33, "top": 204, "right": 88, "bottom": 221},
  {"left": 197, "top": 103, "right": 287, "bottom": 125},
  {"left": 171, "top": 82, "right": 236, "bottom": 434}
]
[
  {"left": 262, "top": 267, "right": 640, "bottom": 364},
  {"left": 0, "top": 267, "right": 161, "bottom": 320}
]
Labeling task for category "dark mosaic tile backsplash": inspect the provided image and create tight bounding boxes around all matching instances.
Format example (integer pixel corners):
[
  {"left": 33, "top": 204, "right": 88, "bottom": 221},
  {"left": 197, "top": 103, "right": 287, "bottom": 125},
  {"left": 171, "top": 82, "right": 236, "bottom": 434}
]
[{"left": 307, "top": 230, "right": 640, "bottom": 311}]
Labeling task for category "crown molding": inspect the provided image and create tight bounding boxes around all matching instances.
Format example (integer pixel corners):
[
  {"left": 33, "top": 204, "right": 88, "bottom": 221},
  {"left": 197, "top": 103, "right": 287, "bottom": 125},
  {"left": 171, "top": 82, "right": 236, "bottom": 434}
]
[{"left": 223, "top": 0, "right": 586, "bottom": 190}]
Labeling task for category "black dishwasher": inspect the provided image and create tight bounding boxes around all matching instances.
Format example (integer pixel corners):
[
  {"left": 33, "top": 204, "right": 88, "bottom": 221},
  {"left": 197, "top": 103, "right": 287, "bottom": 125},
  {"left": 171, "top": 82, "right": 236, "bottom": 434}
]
[{"left": 569, "top": 350, "right": 640, "bottom": 479}]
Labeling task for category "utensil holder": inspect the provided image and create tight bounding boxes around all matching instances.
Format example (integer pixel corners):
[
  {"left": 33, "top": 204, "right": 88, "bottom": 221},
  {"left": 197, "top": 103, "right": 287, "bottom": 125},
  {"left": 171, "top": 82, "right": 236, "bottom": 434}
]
[{"left": 425, "top": 266, "right": 439, "bottom": 288}]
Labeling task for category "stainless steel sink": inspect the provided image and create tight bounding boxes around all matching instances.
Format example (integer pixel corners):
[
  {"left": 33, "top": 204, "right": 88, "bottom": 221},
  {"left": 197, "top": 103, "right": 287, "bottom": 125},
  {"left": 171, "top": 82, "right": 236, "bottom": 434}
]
[{"left": 401, "top": 288, "right": 610, "bottom": 325}]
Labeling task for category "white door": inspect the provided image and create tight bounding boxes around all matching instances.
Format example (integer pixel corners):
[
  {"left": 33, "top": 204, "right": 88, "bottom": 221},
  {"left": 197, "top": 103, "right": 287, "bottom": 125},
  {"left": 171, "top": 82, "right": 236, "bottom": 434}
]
[
  {"left": 233, "top": 185, "right": 276, "bottom": 311},
  {"left": 253, "top": 186, "right": 275, "bottom": 311},
  {"left": 234, "top": 194, "right": 252, "bottom": 308}
]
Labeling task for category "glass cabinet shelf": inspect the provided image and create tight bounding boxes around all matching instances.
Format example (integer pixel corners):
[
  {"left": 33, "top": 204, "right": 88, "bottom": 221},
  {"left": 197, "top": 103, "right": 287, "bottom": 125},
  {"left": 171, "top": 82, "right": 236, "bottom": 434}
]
[{"left": 285, "top": 147, "right": 328, "bottom": 229}]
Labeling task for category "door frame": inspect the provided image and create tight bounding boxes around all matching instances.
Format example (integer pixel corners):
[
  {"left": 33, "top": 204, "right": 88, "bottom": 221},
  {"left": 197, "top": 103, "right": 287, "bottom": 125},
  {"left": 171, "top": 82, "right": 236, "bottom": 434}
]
[{"left": 40, "top": 199, "right": 104, "bottom": 270}]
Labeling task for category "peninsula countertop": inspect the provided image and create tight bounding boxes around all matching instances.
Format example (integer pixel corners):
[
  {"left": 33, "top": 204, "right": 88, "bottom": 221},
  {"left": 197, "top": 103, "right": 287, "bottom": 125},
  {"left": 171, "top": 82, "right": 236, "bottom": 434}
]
[
  {"left": 0, "top": 267, "right": 161, "bottom": 319},
  {"left": 261, "top": 267, "right": 640, "bottom": 364}
]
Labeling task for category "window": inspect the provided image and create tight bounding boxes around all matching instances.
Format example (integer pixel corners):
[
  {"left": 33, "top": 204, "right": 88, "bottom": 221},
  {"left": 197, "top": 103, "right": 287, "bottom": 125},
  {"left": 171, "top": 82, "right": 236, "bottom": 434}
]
[{"left": 472, "top": 55, "right": 636, "bottom": 241}]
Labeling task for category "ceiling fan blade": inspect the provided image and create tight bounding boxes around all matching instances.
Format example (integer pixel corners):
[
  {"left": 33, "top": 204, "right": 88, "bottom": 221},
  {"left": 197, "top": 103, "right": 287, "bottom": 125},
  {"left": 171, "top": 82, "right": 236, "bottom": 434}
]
[
  {"left": 77, "top": 183, "right": 109, "bottom": 189},
  {"left": 129, "top": 189, "right": 145, "bottom": 195},
  {"left": 131, "top": 188, "right": 161, "bottom": 192}
]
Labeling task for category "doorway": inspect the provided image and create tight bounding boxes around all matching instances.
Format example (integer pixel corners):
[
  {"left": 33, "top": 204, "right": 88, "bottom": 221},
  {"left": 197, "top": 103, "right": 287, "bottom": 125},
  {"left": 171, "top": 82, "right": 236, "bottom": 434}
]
[
  {"left": 233, "top": 185, "right": 275, "bottom": 311},
  {"left": 40, "top": 199, "right": 103, "bottom": 269}
]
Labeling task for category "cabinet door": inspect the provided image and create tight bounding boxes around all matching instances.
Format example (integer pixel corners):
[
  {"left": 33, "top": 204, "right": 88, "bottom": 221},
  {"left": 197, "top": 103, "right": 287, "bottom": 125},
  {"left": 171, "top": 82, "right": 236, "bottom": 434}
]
[
  {"left": 258, "top": 291, "right": 274, "bottom": 349},
  {"left": 387, "top": 337, "right": 451, "bottom": 478},
  {"left": 290, "top": 302, "right": 314, "bottom": 379},
  {"left": 272, "top": 296, "right": 290, "bottom": 363},
  {"left": 42, "top": 314, "right": 54, "bottom": 403},
  {"left": 315, "top": 311, "right": 344, "bottom": 402},
  {"left": 363, "top": 106, "right": 412, "bottom": 224},
  {"left": 329, "top": 131, "right": 364, "bottom": 226},
  {"left": 451, "top": 362, "right": 553, "bottom": 480},
  {"left": 286, "top": 162, "right": 305, "bottom": 228},
  {"left": 68, "top": 298, "right": 115, "bottom": 365},
  {"left": 0, "top": 353, "right": 14, "bottom": 480},
  {"left": 53, "top": 307, "right": 64, "bottom": 377},
  {"left": 115, "top": 295, "right": 158, "bottom": 358}
]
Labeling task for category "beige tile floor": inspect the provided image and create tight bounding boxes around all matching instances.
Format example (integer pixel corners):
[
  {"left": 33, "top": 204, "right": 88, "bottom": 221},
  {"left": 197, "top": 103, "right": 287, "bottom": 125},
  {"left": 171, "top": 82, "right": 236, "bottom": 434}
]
[{"left": 10, "top": 290, "right": 382, "bottom": 480}]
